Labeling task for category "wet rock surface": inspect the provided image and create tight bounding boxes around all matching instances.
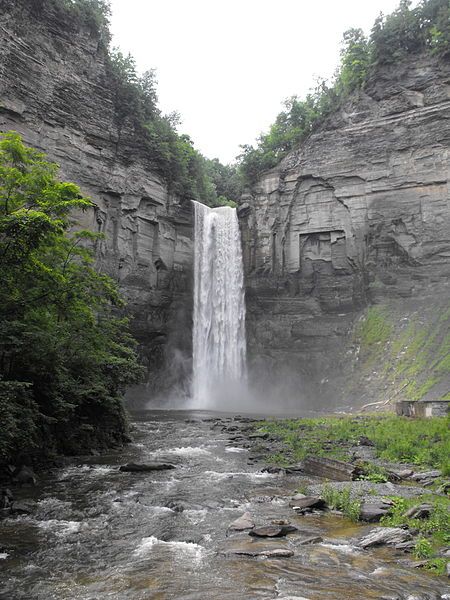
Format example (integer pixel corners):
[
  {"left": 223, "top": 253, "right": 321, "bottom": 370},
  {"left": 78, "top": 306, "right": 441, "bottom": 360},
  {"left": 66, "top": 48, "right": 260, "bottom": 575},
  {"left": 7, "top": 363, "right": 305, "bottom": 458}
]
[
  {"left": 359, "top": 500, "right": 393, "bottom": 522},
  {"left": 119, "top": 462, "right": 176, "bottom": 472},
  {"left": 358, "top": 527, "right": 413, "bottom": 549},
  {"left": 249, "top": 524, "right": 297, "bottom": 537},
  {"left": 229, "top": 512, "right": 255, "bottom": 531},
  {"left": 289, "top": 495, "right": 326, "bottom": 510}
]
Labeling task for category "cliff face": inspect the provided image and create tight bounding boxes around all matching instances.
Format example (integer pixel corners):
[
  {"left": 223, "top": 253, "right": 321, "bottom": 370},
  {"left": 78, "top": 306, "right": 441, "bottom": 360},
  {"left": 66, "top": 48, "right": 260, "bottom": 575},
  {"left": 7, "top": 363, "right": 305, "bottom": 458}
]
[
  {"left": 240, "top": 55, "right": 450, "bottom": 408},
  {"left": 0, "top": 0, "right": 193, "bottom": 397}
]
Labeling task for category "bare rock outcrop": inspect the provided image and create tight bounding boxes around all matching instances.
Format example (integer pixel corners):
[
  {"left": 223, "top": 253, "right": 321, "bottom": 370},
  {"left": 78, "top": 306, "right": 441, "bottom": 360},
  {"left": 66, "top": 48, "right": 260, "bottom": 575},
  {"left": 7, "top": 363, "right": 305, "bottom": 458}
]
[{"left": 239, "top": 55, "right": 450, "bottom": 407}]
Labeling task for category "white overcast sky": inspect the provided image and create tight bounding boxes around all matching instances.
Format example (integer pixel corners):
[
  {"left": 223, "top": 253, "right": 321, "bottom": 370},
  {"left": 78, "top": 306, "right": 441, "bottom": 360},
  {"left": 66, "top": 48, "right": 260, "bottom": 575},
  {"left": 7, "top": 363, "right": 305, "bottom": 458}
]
[{"left": 109, "top": 0, "right": 403, "bottom": 164}]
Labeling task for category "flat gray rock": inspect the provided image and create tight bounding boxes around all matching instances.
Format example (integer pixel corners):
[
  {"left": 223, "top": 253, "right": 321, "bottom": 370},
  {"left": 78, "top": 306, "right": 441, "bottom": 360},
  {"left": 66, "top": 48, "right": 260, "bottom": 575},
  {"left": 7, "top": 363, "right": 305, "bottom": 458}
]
[
  {"left": 10, "top": 500, "right": 36, "bottom": 515},
  {"left": 226, "top": 546, "right": 294, "bottom": 558},
  {"left": 403, "top": 503, "right": 433, "bottom": 519},
  {"left": 249, "top": 525, "right": 297, "bottom": 538},
  {"left": 289, "top": 494, "right": 326, "bottom": 510},
  {"left": 411, "top": 470, "right": 441, "bottom": 481},
  {"left": 359, "top": 500, "right": 393, "bottom": 522},
  {"left": 358, "top": 527, "right": 412, "bottom": 549}
]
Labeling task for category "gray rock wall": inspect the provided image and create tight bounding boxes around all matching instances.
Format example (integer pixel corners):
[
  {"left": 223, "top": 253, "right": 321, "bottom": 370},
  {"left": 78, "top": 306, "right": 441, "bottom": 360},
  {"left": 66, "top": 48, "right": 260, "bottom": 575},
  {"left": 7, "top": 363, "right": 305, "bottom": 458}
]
[
  {"left": 240, "top": 55, "right": 450, "bottom": 408},
  {"left": 0, "top": 0, "right": 194, "bottom": 398}
]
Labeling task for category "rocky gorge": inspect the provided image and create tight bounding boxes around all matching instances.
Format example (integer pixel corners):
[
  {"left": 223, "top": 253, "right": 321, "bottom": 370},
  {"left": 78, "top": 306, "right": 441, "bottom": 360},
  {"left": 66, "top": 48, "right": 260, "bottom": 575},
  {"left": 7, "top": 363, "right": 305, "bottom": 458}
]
[
  {"left": 1, "top": 1, "right": 449, "bottom": 596},
  {"left": 1, "top": 0, "right": 449, "bottom": 409}
]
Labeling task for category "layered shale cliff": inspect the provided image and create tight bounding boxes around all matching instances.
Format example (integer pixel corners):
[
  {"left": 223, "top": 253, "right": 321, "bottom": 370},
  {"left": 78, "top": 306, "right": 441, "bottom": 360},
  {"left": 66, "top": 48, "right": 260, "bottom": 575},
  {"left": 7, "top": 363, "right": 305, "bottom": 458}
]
[
  {"left": 240, "top": 55, "right": 450, "bottom": 408},
  {"left": 0, "top": 0, "right": 193, "bottom": 398},
  {"left": 1, "top": 1, "right": 449, "bottom": 410}
]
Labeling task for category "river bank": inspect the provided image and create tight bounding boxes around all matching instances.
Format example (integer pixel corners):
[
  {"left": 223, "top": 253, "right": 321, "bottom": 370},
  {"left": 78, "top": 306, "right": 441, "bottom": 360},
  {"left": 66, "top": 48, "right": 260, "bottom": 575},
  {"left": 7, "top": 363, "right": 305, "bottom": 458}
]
[
  {"left": 242, "top": 414, "right": 450, "bottom": 577},
  {"left": 0, "top": 410, "right": 449, "bottom": 599}
]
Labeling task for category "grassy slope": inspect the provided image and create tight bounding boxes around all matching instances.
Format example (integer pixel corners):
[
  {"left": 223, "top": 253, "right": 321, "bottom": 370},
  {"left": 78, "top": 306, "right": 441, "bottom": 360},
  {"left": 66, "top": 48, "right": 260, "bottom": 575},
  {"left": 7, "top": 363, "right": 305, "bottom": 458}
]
[
  {"left": 257, "top": 414, "right": 450, "bottom": 473},
  {"left": 349, "top": 299, "right": 450, "bottom": 405}
]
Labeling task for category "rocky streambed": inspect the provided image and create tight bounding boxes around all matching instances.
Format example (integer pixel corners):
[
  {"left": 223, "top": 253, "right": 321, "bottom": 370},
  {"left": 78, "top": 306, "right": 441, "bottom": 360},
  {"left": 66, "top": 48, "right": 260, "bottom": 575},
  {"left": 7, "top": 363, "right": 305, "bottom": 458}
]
[{"left": 0, "top": 410, "right": 449, "bottom": 600}]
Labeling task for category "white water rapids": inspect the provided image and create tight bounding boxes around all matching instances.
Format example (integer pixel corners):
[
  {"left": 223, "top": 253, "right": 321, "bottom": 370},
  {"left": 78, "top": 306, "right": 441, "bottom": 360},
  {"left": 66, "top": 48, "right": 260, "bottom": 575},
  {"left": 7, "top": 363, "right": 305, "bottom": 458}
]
[{"left": 192, "top": 201, "right": 247, "bottom": 408}]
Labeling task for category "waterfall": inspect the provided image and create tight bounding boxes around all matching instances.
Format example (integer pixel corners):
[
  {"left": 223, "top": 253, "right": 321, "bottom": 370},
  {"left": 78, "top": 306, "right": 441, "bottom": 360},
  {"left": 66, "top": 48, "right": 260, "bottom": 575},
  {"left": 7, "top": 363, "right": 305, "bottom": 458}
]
[{"left": 192, "top": 201, "right": 247, "bottom": 409}]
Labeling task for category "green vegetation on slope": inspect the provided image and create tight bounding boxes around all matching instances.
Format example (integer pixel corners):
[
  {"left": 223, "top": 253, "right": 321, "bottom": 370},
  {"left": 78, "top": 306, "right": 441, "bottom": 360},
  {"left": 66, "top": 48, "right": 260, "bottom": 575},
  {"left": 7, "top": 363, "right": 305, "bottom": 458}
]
[
  {"left": 0, "top": 132, "right": 143, "bottom": 465},
  {"left": 381, "top": 494, "right": 450, "bottom": 574},
  {"left": 381, "top": 494, "right": 450, "bottom": 547},
  {"left": 256, "top": 415, "right": 450, "bottom": 474},
  {"left": 238, "top": 0, "right": 450, "bottom": 184},
  {"left": 355, "top": 304, "right": 450, "bottom": 401}
]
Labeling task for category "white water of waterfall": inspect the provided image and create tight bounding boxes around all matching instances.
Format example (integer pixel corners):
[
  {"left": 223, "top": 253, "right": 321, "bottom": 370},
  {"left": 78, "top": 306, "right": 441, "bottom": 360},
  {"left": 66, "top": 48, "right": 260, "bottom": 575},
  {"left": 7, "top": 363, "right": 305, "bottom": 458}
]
[{"left": 192, "top": 200, "right": 247, "bottom": 409}]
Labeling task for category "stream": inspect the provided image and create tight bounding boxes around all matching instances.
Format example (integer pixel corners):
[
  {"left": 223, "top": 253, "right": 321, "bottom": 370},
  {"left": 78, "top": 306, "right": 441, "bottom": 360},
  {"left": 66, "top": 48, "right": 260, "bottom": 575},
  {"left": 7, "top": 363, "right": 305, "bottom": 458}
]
[{"left": 0, "top": 410, "right": 448, "bottom": 600}]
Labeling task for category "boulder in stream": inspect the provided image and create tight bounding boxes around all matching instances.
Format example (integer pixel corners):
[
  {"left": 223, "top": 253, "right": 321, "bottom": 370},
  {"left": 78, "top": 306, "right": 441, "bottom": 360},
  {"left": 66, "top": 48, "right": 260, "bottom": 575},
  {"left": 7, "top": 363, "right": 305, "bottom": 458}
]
[
  {"left": 229, "top": 512, "right": 254, "bottom": 530},
  {"left": 165, "top": 501, "right": 185, "bottom": 513},
  {"left": 10, "top": 500, "right": 36, "bottom": 515},
  {"left": 249, "top": 525, "right": 298, "bottom": 538},
  {"left": 297, "top": 536, "right": 323, "bottom": 545},
  {"left": 119, "top": 462, "right": 176, "bottom": 472},
  {"left": 358, "top": 527, "right": 412, "bottom": 549},
  {"left": 0, "top": 489, "right": 13, "bottom": 512},
  {"left": 289, "top": 494, "right": 326, "bottom": 510},
  {"left": 12, "top": 466, "right": 37, "bottom": 486}
]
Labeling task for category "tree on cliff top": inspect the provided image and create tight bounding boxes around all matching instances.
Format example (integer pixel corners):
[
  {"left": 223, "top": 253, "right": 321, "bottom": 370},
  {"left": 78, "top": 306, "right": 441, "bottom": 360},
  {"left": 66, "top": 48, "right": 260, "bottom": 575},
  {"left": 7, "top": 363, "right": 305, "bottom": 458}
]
[
  {"left": 238, "top": 0, "right": 450, "bottom": 185},
  {"left": 0, "top": 132, "right": 143, "bottom": 464},
  {"left": 33, "top": 0, "right": 242, "bottom": 206}
]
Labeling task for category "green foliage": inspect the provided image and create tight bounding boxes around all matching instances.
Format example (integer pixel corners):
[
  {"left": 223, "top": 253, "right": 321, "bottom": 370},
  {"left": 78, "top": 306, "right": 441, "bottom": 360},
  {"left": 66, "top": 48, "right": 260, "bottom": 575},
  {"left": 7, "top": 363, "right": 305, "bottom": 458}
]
[
  {"left": 357, "top": 462, "right": 389, "bottom": 483},
  {"left": 372, "top": 0, "right": 450, "bottom": 64},
  {"left": 108, "top": 50, "right": 159, "bottom": 128},
  {"left": 410, "top": 537, "right": 448, "bottom": 577},
  {"left": 363, "top": 416, "right": 450, "bottom": 473},
  {"left": 203, "top": 159, "right": 242, "bottom": 207},
  {"left": 0, "top": 381, "right": 39, "bottom": 461},
  {"left": 339, "top": 28, "right": 371, "bottom": 93},
  {"left": 257, "top": 414, "right": 450, "bottom": 473},
  {"left": 238, "top": 81, "right": 338, "bottom": 183},
  {"left": 321, "top": 484, "right": 361, "bottom": 522},
  {"left": 40, "top": 1, "right": 240, "bottom": 207},
  {"left": 414, "top": 537, "right": 433, "bottom": 559},
  {"left": 356, "top": 307, "right": 393, "bottom": 349},
  {"left": 238, "top": 0, "right": 450, "bottom": 184},
  {"left": 44, "top": 0, "right": 111, "bottom": 42},
  {"left": 105, "top": 50, "right": 241, "bottom": 206},
  {"left": 381, "top": 494, "right": 450, "bottom": 548},
  {"left": 423, "top": 558, "right": 448, "bottom": 576},
  {"left": 0, "top": 132, "right": 143, "bottom": 463}
]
